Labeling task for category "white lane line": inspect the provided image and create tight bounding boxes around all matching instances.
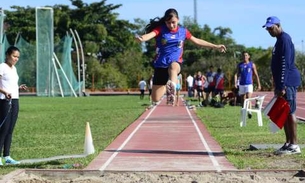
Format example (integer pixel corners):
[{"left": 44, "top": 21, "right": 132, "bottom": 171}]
[
  {"left": 99, "top": 104, "right": 157, "bottom": 171},
  {"left": 185, "top": 106, "right": 222, "bottom": 172}
]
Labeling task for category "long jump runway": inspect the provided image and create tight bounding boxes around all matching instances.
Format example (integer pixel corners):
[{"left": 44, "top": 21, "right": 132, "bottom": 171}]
[{"left": 85, "top": 98, "right": 236, "bottom": 172}]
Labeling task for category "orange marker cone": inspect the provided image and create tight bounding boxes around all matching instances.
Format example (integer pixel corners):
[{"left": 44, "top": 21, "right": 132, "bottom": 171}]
[{"left": 84, "top": 122, "right": 95, "bottom": 155}]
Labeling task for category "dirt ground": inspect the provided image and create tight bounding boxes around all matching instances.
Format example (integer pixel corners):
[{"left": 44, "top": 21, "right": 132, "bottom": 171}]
[{"left": 3, "top": 170, "right": 305, "bottom": 183}]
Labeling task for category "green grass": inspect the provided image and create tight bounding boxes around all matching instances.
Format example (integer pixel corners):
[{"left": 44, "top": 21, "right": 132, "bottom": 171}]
[
  {"left": 194, "top": 103, "right": 305, "bottom": 169},
  {"left": 1, "top": 96, "right": 305, "bottom": 175},
  {"left": 0, "top": 96, "right": 150, "bottom": 175}
]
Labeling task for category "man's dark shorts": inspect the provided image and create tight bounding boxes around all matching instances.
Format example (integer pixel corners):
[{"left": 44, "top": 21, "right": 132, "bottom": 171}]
[{"left": 284, "top": 86, "right": 297, "bottom": 114}]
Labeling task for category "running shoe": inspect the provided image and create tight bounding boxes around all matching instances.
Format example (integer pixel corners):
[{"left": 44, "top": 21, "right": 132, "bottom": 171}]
[
  {"left": 166, "top": 95, "right": 172, "bottom": 105},
  {"left": 279, "top": 144, "right": 301, "bottom": 155},
  {"left": 166, "top": 82, "right": 171, "bottom": 105},
  {"left": 274, "top": 143, "right": 289, "bottom": 155},
  {"left": 5, "top": 156, "right": 20, "bottom": 165},
  {"left": 166, "top": 80, "right": 176, "bottom": 105}
]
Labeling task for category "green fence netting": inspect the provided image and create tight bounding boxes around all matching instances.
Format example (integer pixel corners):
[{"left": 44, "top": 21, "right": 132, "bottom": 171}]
[{"left": 0, "top": 7, "right": 82, "bottom": 96}]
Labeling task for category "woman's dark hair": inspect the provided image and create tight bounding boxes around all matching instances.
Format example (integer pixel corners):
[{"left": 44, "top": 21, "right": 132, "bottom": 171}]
[
  {"left": 242, "top": 51, "right": 250, "bottom": 56},
  {"left": 145, "top": 8, "right": 179, "bottom": 33},
  {"left": 5, "top": 46, "right": 20, "bottom": 56},
  {"left": 145, "top": 17, "right": 162, "bottom": 34}
]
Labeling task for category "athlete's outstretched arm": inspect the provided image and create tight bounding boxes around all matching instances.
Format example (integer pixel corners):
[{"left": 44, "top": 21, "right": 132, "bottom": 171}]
[
  {"left": 135, "top": 31, "right": 157, "bottom": 42},
  {"left": 189, "top": 36, "right": 226, "bottom": 53}
]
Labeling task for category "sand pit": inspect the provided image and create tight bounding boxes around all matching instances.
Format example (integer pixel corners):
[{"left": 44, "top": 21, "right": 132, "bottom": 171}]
[{"left": 3, "top": 169, "right": 305, "bottom": 183}]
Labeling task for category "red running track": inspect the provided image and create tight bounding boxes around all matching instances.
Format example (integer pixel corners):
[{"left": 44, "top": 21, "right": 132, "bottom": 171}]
[
  {"left": 254, "top": 91, "right": 305, "bottom": 121},
  {"left": 85, "top": 97, "right": 236, "bottom": 172}
]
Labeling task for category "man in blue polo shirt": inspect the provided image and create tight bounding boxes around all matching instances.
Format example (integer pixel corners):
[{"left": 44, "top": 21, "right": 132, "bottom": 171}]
[{"left": 263, "top": 16, "right": 301, "bottom": 155}]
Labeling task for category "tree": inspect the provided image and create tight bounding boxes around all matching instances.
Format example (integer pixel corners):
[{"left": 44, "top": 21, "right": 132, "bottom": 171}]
[
  {"left": 255, "top": 48, "right": 274, "bottom": 90},
  {"left": 107, "top": 49, "right": 153, "bottom": 88},
  {"left": 3, "top": 0, "right": 145, "bottom": 90},
  {"left": 181, "top": 16, "right": 236, "bottom": 89},
  {"left": 4, "top": 6, "right": 36, "bottom": 43},
  {"left": 68, "top": 0, "right": 139, "bottom": 60},
  {"left": 5, "top": 1, "right": 301, "bottom": 91}
]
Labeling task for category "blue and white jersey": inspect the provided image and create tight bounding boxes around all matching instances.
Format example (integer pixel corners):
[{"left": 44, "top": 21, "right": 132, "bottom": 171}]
[
  {"left": 237, "top": 61, "right": 253, "bottom": 85},
  {"left": 153, "top": 25, "right": 191, "bottom": 68}
]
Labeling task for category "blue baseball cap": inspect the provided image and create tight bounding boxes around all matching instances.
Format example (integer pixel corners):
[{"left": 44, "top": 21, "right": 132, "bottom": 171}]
[{"left": 262, "top": 16, "right": 280, "bottom": 28}]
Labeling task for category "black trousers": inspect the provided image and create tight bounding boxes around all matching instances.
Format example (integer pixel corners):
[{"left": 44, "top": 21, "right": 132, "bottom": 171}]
[{"left": 0, "top": 99, "right": 19, "bottom": 157}]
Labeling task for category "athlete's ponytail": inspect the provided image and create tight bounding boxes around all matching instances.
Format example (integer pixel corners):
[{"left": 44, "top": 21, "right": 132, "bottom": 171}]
[
  {"left": 145, "top": 17, "right": 164, "bottom": 33},
  {"left": 145, "top": 8, "right": 179, "bottom": 33}
]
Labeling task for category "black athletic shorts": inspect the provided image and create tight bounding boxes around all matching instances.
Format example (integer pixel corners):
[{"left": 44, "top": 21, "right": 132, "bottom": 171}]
[
  {"left": 153, "top": 63, "right": 182, "bottom": 85},
  {"left": 153, "top": 68, "right": 169, "bottom": 85}
]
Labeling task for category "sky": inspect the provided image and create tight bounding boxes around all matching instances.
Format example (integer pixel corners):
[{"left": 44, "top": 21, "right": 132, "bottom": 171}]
[{"left": 1, "top": 0, "right": 305, "bottom": 51}]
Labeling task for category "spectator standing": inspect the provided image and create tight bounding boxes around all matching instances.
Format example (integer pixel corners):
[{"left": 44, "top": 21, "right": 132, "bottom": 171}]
[
  {"left": 214, "top": 68, "right": 225, "bottom": 102},
  {"left": 235, "top": 51, "right": 261, "bottom": 118},
  {"left": 138, "top": 77, "right": 147, "bottom": 100},
  {"left": 0, "top": 46, "right": 27, "bottom": 165},
  {"left": 194, "top": 71, "right": 207, "bottom": 106},
  {"left": 186, "top": 74, "right": 194, "bottom": 98},
  {"left": 204, "top": 65, "right": 216, "bottom": 105},
  {"left": 173, "top": 73, "right": 183, "bottom": 106}
]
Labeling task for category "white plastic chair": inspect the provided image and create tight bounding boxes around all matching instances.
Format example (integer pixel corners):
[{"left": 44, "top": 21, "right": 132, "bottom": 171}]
[{"left": 240, "top": 95, "right": 266, "bottom": 127}]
